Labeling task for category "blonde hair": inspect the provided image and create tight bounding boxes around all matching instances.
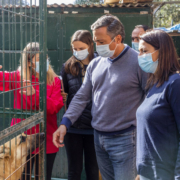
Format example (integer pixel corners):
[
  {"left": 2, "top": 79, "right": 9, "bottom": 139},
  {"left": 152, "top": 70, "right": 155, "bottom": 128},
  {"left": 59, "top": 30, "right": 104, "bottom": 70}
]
[{"left": 18, "top": 42, "right": 57, "bottom": 85}]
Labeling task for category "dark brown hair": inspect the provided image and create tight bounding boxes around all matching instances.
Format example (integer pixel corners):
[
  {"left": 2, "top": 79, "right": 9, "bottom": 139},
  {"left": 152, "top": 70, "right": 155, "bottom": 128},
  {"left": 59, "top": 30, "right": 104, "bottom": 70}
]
[
  {"left": 141, "top": 30, "right": 180, "bottom": 90},
  {"left": 65, "top": 30, "right": 94, "bottom": 76}
]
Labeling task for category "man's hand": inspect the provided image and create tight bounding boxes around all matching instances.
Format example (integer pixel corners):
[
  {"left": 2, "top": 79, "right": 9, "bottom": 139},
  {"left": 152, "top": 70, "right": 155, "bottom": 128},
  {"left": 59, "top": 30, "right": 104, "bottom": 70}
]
[
  {"left": 135, "top": 175, "right": 140, "bottom": 180},
  {"left": 61, "top": 89, "right": 68, "bottom": 103},
  {"left": 0, "top": 65, "right": 2, "bottom": 69},
  {"left": 53, "top": 125, "right": 67, "bottom": 148}
]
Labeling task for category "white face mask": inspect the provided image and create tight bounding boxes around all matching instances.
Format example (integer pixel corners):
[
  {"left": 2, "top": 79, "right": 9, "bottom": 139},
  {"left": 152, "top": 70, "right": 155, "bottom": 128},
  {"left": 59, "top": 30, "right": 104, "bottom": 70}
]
[
  {"left": 96, "top": 38, "right": 117, "bottom": 58},
  {"left": 33, "top": 59, "right": 49, "bottom": 73},
  {"left": 73, "top": 49, "right": 89, "bottom": 61}
]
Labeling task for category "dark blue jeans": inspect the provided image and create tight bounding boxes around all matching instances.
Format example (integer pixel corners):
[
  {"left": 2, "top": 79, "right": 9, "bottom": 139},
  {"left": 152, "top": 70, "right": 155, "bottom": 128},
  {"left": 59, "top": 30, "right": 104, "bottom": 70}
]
[{"left": 94, "top": 129, "right": 136, "bottom": 180}]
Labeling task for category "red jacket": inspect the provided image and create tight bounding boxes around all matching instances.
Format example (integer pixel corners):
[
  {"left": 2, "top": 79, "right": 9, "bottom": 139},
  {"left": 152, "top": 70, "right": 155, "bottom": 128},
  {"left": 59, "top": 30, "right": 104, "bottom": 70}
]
[{"left": 0, "top": 70, "right": 64, "bottom": 154}]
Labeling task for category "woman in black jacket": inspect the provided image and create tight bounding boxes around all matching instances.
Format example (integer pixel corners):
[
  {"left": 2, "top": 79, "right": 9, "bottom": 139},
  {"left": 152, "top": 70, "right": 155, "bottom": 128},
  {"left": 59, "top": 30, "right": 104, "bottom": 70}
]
[{"left": 60, "top": 30, "right": 99, "bottom": 180}]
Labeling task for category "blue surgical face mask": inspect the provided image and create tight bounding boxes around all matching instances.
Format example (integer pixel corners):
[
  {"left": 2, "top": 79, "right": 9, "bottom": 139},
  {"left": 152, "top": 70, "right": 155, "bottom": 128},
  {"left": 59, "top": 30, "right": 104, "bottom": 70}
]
[
  {"left": 73, "top": 48, "right": 89, "bottom": 61},
  {"left": 132, "top": 42, "right": 139, "bottom": 52},
  {"left": 96, "top": 38, "right": 117, "bottom": 58},
  {"left": 33, "top": 60, "right": 49, "bottom": 73},
  {"left": 138, "top": 51, "right": 158, "bottom": 73}
]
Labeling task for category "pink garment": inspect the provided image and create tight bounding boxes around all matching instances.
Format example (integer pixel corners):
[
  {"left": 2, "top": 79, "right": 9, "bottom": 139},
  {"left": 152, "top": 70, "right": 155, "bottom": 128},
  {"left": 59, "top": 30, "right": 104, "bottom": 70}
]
[{"left": 0, "top": 70, "right": 64, "bottom": 154}]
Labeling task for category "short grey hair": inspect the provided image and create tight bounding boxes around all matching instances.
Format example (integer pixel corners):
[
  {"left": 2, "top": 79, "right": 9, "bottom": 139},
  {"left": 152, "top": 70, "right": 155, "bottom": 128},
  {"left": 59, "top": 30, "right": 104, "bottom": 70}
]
[
  {"left": 135, "top": 25, "right": 150, "bottom": 32},
  {"left": 91, "top": 14, "right": 125, "bottom": 43}
]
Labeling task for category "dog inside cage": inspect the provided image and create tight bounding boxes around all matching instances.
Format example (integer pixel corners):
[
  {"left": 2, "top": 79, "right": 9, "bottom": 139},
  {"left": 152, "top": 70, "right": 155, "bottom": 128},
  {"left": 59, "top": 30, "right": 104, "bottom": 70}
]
[
  {"left": 0, "top": 131, "right": 45, "bottom": 180},
  {"left": 0, "top": 0, "right": 47, "bottom": 179}
]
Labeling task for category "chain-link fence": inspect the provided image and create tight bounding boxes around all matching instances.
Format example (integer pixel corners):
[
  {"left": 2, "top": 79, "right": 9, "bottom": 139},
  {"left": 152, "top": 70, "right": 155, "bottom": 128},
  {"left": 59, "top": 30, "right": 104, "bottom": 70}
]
[{"left": 0, "top": 0, "right": 47, "bottom": 179}]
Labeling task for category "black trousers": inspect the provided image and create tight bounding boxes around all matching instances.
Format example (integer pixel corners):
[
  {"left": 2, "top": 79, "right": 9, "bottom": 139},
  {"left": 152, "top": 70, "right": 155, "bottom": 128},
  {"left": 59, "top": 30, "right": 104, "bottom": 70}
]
[
  {"left": 22, "top": 153, "right": 56, "bottom": 180},
  {"left": 64, "top": 133, "right": 99, "bottom": 180}
]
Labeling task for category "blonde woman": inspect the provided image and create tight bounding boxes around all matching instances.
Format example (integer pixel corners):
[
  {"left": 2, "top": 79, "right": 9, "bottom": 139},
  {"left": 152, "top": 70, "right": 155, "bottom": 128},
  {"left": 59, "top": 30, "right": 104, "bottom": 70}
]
[{"left": 0, "top": 42, "right": 64, "bottom": 180}]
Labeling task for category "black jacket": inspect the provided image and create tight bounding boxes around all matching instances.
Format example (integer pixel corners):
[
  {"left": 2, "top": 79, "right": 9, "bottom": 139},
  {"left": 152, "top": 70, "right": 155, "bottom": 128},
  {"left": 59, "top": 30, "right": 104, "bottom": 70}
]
[{"left": 60, "top": 58, "right": 92, "bottom": 129}]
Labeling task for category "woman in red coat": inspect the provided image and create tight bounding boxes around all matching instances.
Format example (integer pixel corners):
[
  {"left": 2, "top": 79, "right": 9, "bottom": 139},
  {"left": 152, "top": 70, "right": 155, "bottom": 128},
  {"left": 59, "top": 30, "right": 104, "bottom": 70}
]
[{"left": 0, "top": 42, "right": 64, "bottom": 180}]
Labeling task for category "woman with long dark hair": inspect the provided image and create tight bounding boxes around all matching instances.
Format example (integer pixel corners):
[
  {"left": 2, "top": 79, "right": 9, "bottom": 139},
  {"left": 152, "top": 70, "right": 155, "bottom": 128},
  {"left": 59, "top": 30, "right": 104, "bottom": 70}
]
[
  {"left": 60, "top": 30, "right": 99, "bottom": 180},
  {"left": 136, "top": 30, "right": 180, "bottom": 180}
]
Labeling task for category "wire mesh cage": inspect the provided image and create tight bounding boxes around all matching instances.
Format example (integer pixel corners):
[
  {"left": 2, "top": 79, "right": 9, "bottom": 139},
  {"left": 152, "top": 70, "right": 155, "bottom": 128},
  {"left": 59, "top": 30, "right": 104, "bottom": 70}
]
[
  {"left": 0, "top": 116, "right": 45, "bottom": 180},
  {"left": 0, "top": 0, "right": 47, "bottom": 179}
]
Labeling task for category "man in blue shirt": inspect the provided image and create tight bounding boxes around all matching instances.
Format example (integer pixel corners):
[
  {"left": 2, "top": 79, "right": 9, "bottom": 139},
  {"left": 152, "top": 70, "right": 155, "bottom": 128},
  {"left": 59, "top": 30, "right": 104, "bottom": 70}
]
[{"left": 53, "top": 14, "right": 147, "bottom": 180}]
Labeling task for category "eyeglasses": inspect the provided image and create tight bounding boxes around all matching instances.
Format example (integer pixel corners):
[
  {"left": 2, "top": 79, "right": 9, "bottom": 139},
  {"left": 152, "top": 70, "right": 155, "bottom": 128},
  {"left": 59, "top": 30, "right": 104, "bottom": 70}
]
[{"left": 131, "top": 37, "right": 140, "bottom": 42}]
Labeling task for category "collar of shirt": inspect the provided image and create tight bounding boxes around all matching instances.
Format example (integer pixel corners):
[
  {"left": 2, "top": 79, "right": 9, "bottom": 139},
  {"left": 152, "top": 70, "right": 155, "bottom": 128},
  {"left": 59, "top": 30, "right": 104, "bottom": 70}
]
[{"left": 108, "top": 45, "right": 130, "bottom": 63}]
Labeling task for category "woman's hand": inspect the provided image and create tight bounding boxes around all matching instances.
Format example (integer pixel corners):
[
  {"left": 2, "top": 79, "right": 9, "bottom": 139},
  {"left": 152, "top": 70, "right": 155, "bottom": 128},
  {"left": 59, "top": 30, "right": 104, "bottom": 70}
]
[
  {"left": 19, "top": 80, "right": 35, "bottom": 96},
  {"left": 135, "top": 175, "right": 140, "bottom": 180},
  {"left": 61, "top": 89, "right": 68, "bottom": 103},
  {"left": 0, "top": 65, "right": 2, "bottom": 69}
]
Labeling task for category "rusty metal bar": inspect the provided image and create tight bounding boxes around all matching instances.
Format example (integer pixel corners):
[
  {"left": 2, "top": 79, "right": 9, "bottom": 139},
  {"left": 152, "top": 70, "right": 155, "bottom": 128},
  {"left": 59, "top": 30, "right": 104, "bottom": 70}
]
[{"left": 0, "top": 112, "right": 43, "bottom": 145}]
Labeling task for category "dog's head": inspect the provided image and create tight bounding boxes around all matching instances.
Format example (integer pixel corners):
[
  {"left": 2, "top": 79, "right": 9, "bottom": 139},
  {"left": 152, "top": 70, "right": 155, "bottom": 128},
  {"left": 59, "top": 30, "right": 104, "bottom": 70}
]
[{"left": 0, "top": 133, "right": 45, "bottom": 160}]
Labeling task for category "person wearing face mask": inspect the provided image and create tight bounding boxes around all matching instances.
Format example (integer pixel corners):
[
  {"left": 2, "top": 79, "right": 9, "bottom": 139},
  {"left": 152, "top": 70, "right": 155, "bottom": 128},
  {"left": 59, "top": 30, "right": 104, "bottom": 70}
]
[
  {"left": 0, "top": 42, "right": 64, "bottom": 180},
  {"left": 136, "top": 30, "right": 180, "bottom": 180},
  {"left": 132, "top": 25, "right": 150, "bottom": 52},
  {"left": 54, "top": 14, "right": 147, "bottom": 180},
  {"left": 59, "top": 30, "right": 99, "bottom": 180}
]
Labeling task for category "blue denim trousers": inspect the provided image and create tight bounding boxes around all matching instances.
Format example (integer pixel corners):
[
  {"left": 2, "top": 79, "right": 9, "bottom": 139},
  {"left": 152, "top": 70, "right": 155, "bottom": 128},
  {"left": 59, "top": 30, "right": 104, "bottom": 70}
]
[{"left": 94, "top": 129, "right": 136, "bottom": 180}]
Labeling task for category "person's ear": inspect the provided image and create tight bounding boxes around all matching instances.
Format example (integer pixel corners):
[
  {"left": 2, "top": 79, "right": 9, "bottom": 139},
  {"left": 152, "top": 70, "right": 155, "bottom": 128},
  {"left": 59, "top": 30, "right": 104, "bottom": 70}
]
[
  {"left": 115, "top": 35, "right": 122, "bottom": 44},
  {"left": 152, "top": 50, "right": 159, "bottom": 62}
]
